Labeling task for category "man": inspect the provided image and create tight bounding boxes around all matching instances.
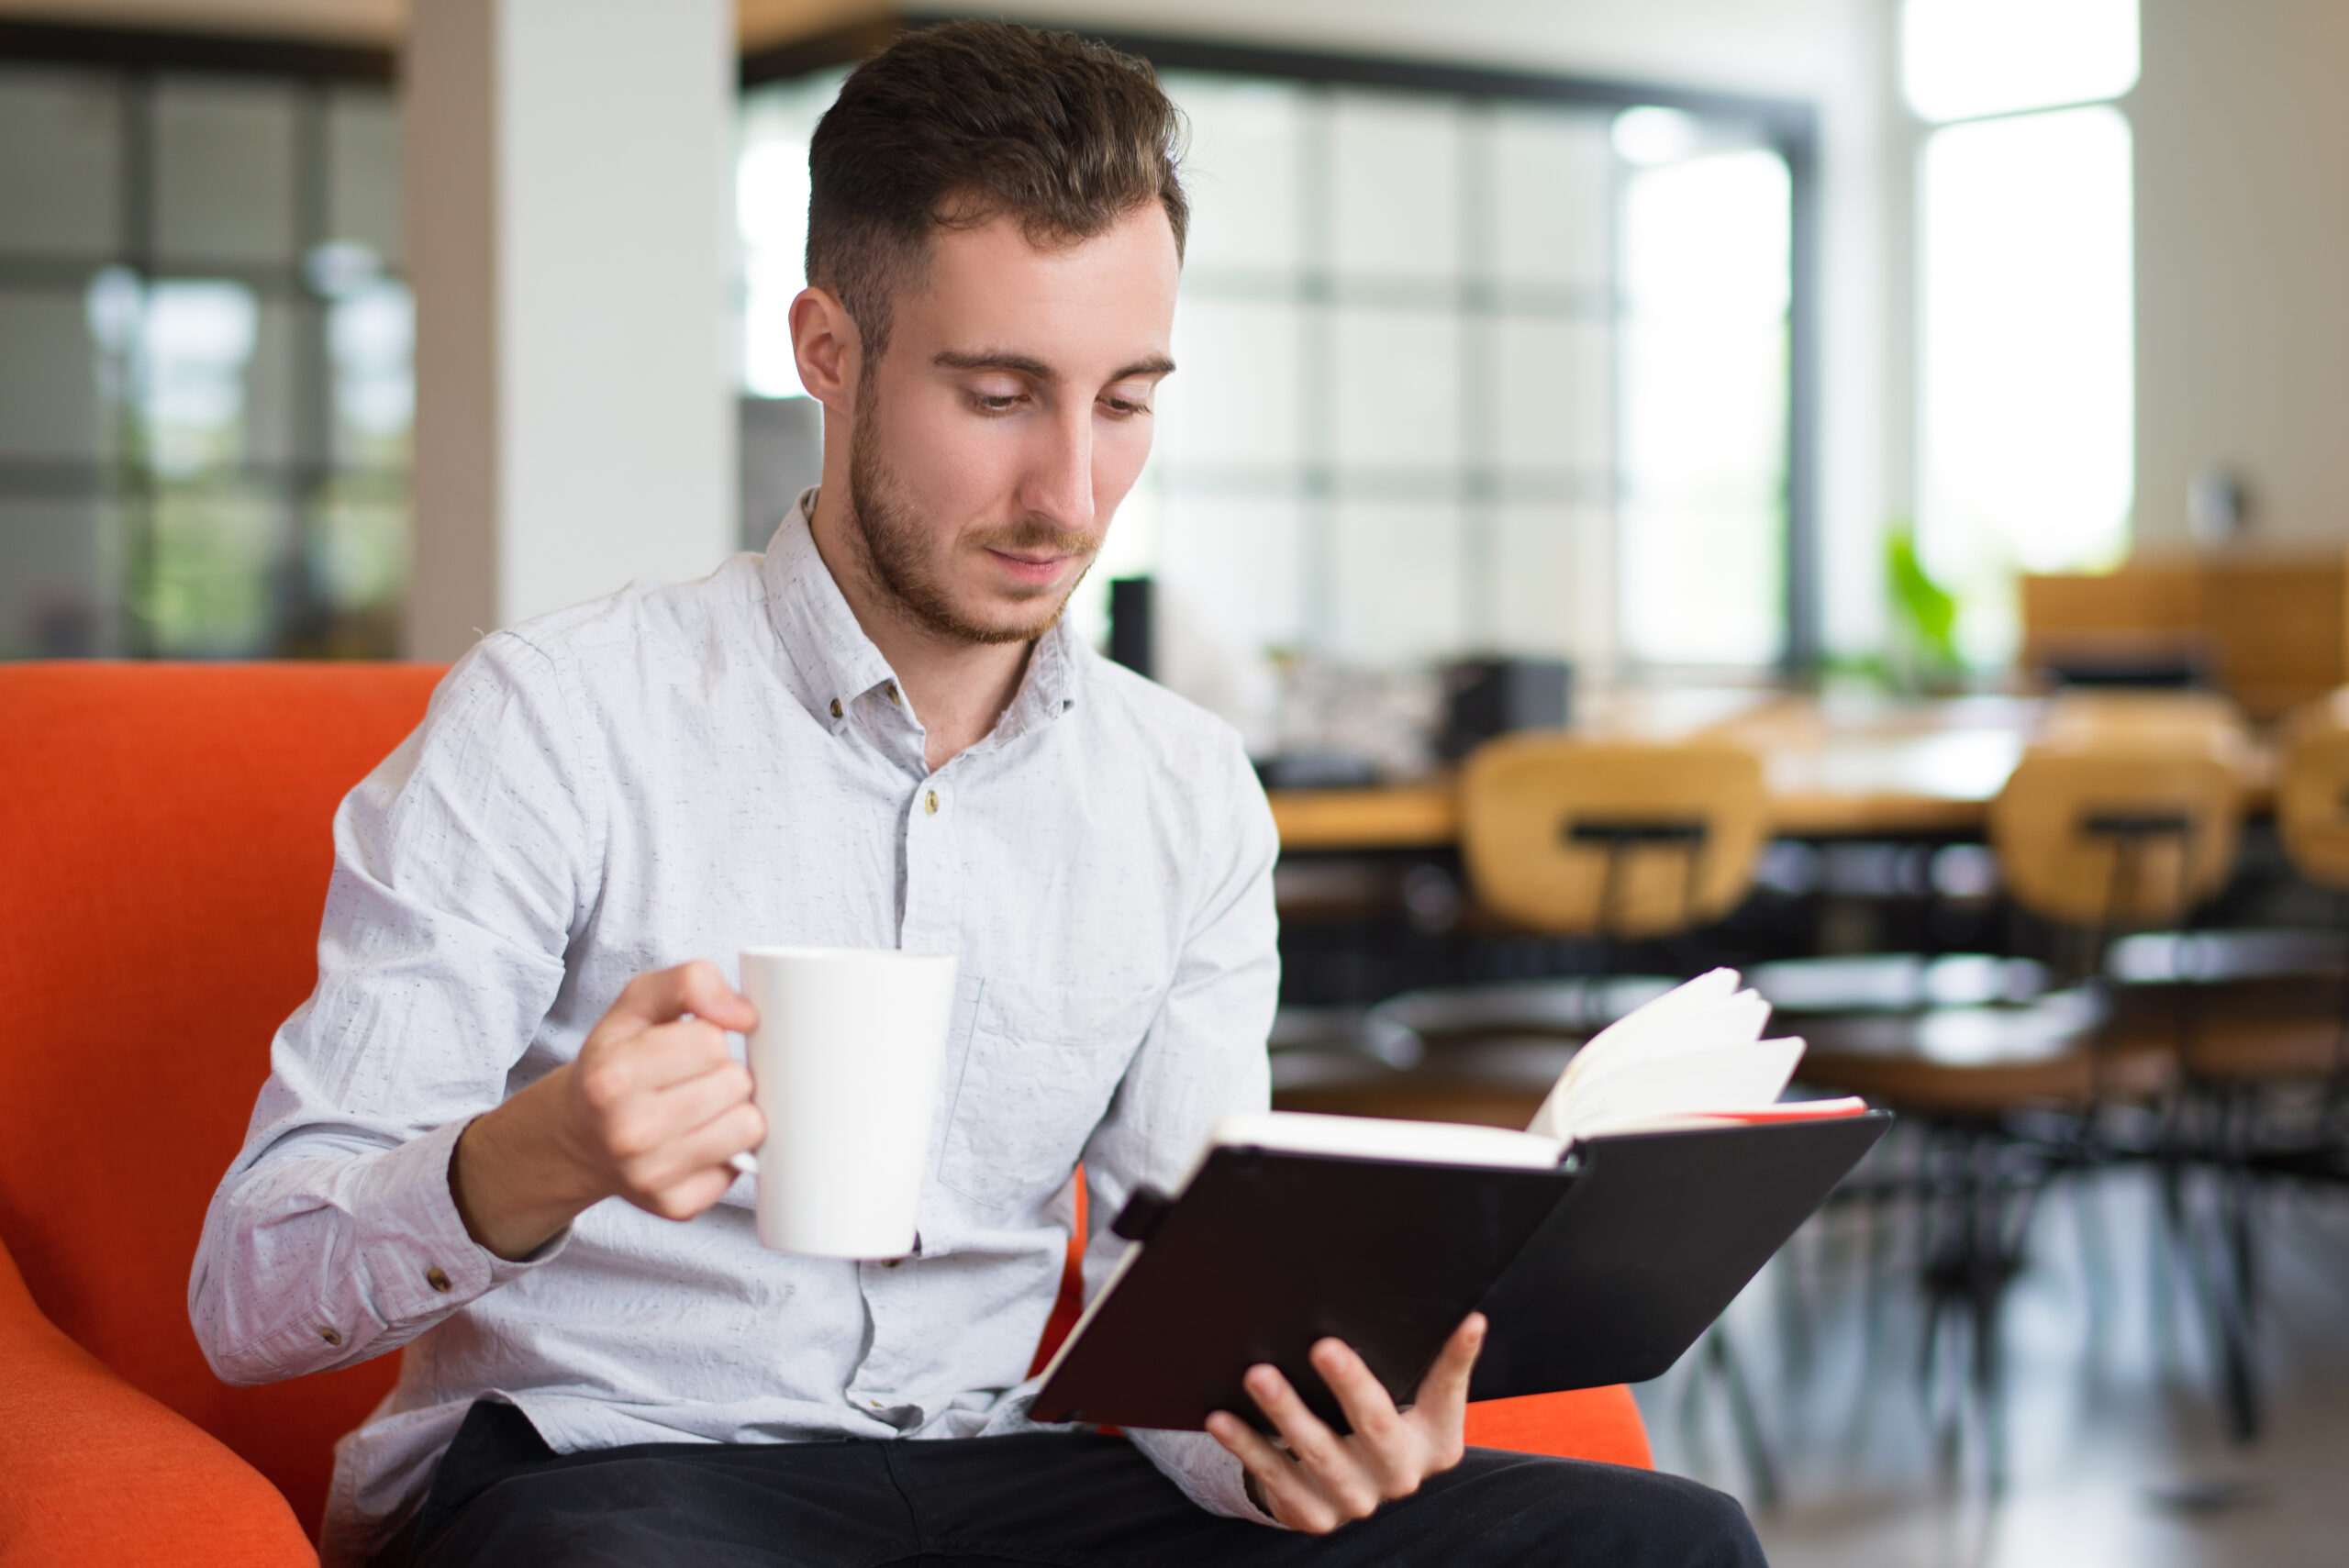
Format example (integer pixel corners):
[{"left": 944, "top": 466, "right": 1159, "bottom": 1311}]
[{"left": 193, "top": 20, "right": 1765, "bottom": 1568}]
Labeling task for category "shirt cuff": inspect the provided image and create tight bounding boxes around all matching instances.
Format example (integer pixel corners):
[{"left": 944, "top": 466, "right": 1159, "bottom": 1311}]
[
  {"left": 354, "top": 1116, "right": 571, "bottom": 1323},
  {"left": 1124, "top": 1427, "right": 1283, "bottom": 1527}
]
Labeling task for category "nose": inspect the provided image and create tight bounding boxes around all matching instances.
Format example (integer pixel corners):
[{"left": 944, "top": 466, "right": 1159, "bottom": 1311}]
[{"left": 1021, "top": 399, "right": 1097, "bottom": 535}]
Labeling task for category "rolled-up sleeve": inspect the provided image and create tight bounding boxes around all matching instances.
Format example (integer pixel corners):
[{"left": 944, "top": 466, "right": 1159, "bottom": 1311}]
[
  {"left": 1076, "top": 728, "right": 1283, "bottom": 1523},
  {"left": 189, "top": 631, "right": 596, "bottom": 1385}
]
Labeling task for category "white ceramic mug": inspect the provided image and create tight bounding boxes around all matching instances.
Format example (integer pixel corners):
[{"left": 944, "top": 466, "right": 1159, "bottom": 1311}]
[{"left": 728, "top": 947, "right": 959, "bottom": 1258}]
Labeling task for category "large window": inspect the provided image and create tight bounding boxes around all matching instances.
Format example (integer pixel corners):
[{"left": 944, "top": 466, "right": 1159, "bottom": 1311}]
[
  {"left": 1908, "top": 0, "right": 2138, "bottom": 662},
  {"left": 0, "top": 32, "right": 406, "bottom": 661},
  {"left": 738, "top": 34, "right": 1813, "bottom": 681}
]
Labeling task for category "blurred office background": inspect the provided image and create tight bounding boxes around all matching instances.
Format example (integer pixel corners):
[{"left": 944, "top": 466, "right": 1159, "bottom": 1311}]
[
  {"left": 10, "top": 0, "right": 2280, "bottom": 691},
  {"left": 8, "top": 3, "right": 2349, "bottom": 1564}
]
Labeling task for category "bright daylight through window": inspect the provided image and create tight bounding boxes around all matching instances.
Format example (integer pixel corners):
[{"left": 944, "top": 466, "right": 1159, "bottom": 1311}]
[{"left": 1909, "top": 0, "right": 2139, "bottom": 662}]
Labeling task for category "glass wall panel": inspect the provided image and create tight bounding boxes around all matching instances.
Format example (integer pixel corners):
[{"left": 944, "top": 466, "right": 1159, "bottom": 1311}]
[
  {"left": 1919, "top": 106, "right": 2132, "bottom": 655},
  {"left": 0, "top": 291, "right": 102, "bottom": 460},
  {"left": 141, "top": 484, "right": 284, "bottom": 655},
  {"left": 0, "top": 68, "right": 120, "bottom": 256},
  {"left": 1330, "top": 500, "right": 1464, "bottom": 662},
  {"left": 1488, "top": 503, "right": 1584, "bottom": 657},
  {"left": 1492, "top": 317, "right": 1609, "bottom": 473},
  {"left": 1329, "top": 91, "right": 1458, "bottom": 280},
  {"left": 1489, "top": 106, "right": 1612, "bottom": 290},
  {"left": 328, "top": 278, "right": 415, "bottom": 467},
  {"left": 1157, "top": 495, "right": 1308, "bottom": 658},
  {"left": 0, "top": 54, "right": 406, "bottom": 662},
  {"left": 327, "top": 88, "right": 403, "bottom": 265},
  {"left": 1619, "top": 145, "right": 1789, "bottom": 667},
  {"left": 1160, "top": 297, "right": 1302, "bottom": 472},
  {"left": 1331, "top": 306, "right": 1458, "bottom": 471},
  {"left": 0, "top": 498, "right": 118, "bottom": 658},
  {"left": 154, "top": 76, "right": 298, "bottom": 265},
  {"left": 737, "top": 68, "right": 849, "bottom": 398},
  {"left": 1167, "top": 73, "right": 1303, "bottom": 275}
]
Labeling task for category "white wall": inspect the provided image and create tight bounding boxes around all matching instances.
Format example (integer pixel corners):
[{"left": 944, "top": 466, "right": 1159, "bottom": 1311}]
[
  {"left": 405, "top": 0, "right": 736, "bottom": 660},
  {"left": 2132, "top": 0, "right": 2349, "bottom": 550}
]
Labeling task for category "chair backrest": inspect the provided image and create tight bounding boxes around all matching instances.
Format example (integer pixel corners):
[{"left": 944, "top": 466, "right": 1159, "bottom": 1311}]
[
  {"left": 1988, "top": 745, "right": 2243, "bottom": 929},
  {"left": 0, "top": 662, "right": 445, "bottom": 1538},
  {"left": 2277, "top": 692, "right": 2349, "bottom": 893},
  {"left": 1458, "top": 736, "right": 1767, "bottom": 940}
]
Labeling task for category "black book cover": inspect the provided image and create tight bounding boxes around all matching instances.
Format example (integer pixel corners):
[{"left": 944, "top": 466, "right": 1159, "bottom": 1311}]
[{"left": 1030, "top": 1113, "right": 1888, "bottom": 1432}]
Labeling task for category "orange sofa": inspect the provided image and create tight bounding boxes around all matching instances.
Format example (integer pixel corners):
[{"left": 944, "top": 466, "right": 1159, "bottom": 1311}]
[{"left": 0, "top": 662, "right": 1649, "bottom": 1564}]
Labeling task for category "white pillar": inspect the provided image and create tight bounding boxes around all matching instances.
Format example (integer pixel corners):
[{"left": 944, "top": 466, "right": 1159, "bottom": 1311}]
[{"left": 405, "top": 0, "right": 735, "bottom": 660}]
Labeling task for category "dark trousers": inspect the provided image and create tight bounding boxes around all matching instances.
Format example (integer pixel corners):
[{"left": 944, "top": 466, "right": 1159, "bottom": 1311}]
[{"left": 390, "top": 1400, "right": 1766, "bottom": 1568}]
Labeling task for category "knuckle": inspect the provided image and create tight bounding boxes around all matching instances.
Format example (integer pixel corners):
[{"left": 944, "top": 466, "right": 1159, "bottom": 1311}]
[
  {"left": 578, "top": 1062, "right": 629, "bottom": 1111},
  {"left": 606, "top": 1112, "right": 659, "bottom": 1160}
]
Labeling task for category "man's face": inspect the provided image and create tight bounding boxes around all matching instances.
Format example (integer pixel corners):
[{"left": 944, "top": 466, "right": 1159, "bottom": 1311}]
[{"left": 845, "top": 203, "right": 1180, "bottom": 645}]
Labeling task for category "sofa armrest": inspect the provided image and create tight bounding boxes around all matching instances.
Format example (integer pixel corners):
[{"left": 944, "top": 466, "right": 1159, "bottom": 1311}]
[
  {"left": 1464, "top": 1385, "right": 1655, "bottom": 1471},
  {"left": 0, "top": 1239, "right": 317, "bottom": 1567}
]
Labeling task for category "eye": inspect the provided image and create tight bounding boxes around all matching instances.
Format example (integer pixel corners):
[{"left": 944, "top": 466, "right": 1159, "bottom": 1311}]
[
  {"left": 1099, "top": 386, "right": 1155, "bottom": 419},
  {"left": 968, "top": 390, "right": 1027, "bottom": 414}
]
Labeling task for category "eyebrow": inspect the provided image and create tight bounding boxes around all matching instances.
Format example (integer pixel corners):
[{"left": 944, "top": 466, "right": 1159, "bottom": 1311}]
[{"left": 932, "top": 349, "right": 1176, "bottom": 384}]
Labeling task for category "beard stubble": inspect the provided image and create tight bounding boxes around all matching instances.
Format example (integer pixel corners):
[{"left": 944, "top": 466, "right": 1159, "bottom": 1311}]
[{"left": 845, "top": 406, "right": 1099, "bottom": 648}]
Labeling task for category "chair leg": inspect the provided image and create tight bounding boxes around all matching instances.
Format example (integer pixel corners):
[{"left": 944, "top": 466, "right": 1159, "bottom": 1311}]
[{"left": 1706, "top": 1328, "right": 1782, "bottom": 1512}]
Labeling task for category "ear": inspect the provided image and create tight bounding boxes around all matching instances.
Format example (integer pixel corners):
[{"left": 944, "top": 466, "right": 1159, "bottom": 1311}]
[{"left": 789, "top": 285, "right": 863, "bottom": 415}]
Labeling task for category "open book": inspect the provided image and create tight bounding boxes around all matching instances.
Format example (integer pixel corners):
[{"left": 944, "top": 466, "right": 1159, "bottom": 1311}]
[{"left": 1030, "top": 970, "right": 1883, "bottom": 1431}]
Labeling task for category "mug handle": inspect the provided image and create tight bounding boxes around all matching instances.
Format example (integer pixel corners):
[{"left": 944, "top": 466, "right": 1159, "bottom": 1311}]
[{"left": 729, "top": 1151, "right": 759, "bottom": 1176}]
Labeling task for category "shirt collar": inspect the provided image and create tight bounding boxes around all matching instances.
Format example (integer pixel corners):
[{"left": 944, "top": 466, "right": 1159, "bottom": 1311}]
[{"left": 761, "top": 487, "right": 1085, "bottom": 743}]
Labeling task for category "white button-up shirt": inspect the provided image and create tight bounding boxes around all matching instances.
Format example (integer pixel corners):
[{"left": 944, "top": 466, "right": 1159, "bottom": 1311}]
[{"left": 189, "top": 495, "right": 1280, "bottom": 1565}]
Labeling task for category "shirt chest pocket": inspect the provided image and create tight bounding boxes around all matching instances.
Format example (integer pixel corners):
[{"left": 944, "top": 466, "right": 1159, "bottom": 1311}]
[{"left": 934, "top": 975, "right": 1163, "bottom": 1213}]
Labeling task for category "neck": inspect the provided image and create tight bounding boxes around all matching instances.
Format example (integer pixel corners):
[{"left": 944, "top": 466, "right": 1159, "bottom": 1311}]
[{"left": 806, "top": 486, "right": 1038, "bottom": 773}]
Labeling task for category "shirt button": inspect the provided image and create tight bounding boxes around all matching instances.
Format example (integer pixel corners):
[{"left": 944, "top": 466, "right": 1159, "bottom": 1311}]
[
  {"left": 426, "top": 1266, "right": 452, "bottom": 1293},
  {"left": 320, "top": 1326, "right": 343, "bottom": 1346},
  {"left": 924, "top": 790, "right": 939, "bottom": 816},
  {"left": 885, "top": 683, "right": 900, "bottom": 706},
  {"left": 883, "top": 1258, "right": 903, "bottom": 1269},
  {"left": 829, "top": 698, "right": 843, "bottom": 718}
]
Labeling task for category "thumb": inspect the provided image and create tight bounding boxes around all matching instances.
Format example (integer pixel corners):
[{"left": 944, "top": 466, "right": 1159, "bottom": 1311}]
[{"left": 1412, "top": 1312, "right": 1486, "bottom": 1427}]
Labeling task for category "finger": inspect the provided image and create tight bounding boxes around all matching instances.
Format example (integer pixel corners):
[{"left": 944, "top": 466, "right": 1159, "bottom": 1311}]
[
  {"left": 646, "top": 1052, "right": 753, "bottom": 1129},
  {"left": 605, "top": 962, "right": 758, "bottom": 1034},
  {"left": 1206, "top": 1413, "right": 1338, "bottom": 1534},
  {"left": 1307, "top": 1339, "right": 1419, "bottom": 1497},
  {"left": 632, "top": 1162, "right": 739, "bottom": 1222},
  {"left": 623, "top": 1017, "right": 740, "bottom": 1092},
  {"left": 616, "top": 1097, "right": 763, "bottom": 1192},
  {"left": 1242, "top": 1363, "right": 1360, "bottom": 1498}
]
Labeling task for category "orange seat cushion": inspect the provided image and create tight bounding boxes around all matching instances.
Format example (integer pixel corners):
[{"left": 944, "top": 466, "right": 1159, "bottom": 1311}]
[
  {"left": 0, "top": 662, "right": 448, "bottom": 1538},
  {"left": 0, "top": 1224, "right": 317, "bottom": 1564}
]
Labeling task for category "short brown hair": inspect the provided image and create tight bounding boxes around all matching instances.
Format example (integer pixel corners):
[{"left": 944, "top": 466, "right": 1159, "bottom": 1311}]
[{"left": 806, "top": 19, "right": 1188, "bottom": 362}]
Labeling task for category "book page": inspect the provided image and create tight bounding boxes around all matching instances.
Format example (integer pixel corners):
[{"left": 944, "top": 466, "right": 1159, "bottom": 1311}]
[
  {"left": 1205, "top": 1111, "right": 1565, "bottom": 1176},
  {"left": 1550, "top": 1037, "right": 1805, "bottom": 1140},
  {"left": 1526, "top": 968, "right": 1831, "bottom": 1140}
]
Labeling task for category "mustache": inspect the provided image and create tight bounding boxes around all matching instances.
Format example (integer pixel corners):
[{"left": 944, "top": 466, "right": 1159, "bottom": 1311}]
[{"left": 970, "top": 520, "right": 1100, "bottom": 558}]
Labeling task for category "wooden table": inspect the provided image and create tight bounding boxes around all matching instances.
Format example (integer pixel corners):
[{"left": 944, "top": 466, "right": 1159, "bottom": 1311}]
[{"left": 1266, "top": 690, "right": 2272, "bottom": 852}]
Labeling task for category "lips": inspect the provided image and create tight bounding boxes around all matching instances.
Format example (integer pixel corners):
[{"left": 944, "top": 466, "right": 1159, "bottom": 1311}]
[{"left": 985, "top": 548, "right": 1076, "bottom": 587}]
